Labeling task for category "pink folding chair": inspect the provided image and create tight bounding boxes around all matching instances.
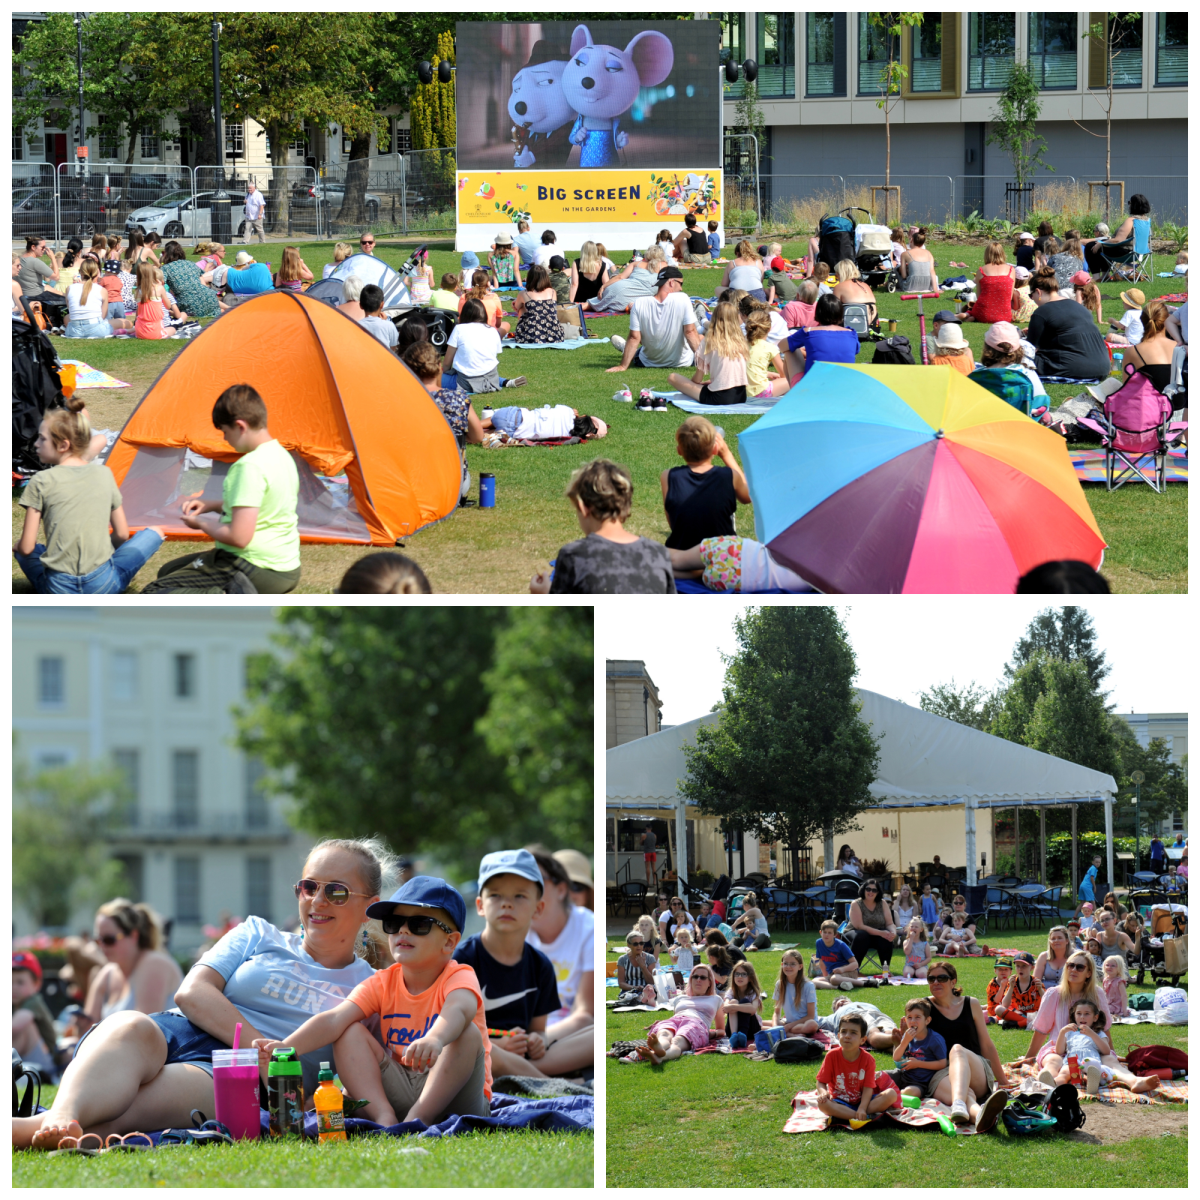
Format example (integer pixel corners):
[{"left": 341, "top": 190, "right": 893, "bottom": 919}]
[{"left": 1077, "top": 366, "right": 1187, "bottom": 492}]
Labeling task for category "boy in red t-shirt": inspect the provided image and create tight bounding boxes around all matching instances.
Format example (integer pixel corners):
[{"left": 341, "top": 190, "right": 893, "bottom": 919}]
[
  {"left": 815, "top": 1012, "right": 894, "bottom": 1125},
  {"left": 255, "top": 876, "right": 491, "bottom": 1127}
]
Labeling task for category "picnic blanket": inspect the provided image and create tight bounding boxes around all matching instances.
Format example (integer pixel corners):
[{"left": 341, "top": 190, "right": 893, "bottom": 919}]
[
  {"left": 1071, "top": 447, "right": 1187, "bottom": 483},
  {"left": 500, "top": 337, "right": 596, "bottom": 350},
  {"left": 492, "top": 1075, "right": 593, "bottom": 1098},
  {"left": 664, "top": 391, "right": 782, "bottom": 416},
  {"left": 60, "top": 360, "right": 130, "bottom": 389},
  {"left": 1040, "top": 375, "right": 1108, "bottom": 387},
  {"left": 783, "top": 1089, "right": 979, "bottom": 1135},
  {"left": 1006, "top": 1060, "right": 1188, "bottom": 1106}
]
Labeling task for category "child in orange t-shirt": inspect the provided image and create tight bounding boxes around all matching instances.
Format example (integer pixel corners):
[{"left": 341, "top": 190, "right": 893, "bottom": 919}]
[{"left": 254, "top": 877, "right": 491, "bottom": 1127}]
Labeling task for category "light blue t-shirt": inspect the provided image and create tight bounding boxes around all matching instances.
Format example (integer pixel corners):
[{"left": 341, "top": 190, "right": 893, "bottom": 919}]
[
  {"left": 775, "top": 978, "right": 817, "bottom": 1024},
  {"left": 513, "top": 231, "right": 539, "bottom": 267},
  {"left": 184, "top": 915, "right": 376, "bottom": 1092}
]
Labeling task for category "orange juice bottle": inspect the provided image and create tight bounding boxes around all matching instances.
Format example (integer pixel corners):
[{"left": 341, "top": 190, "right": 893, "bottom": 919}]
[{"left": 314, "top": 1062, "right": 347, "bottom": 1144}]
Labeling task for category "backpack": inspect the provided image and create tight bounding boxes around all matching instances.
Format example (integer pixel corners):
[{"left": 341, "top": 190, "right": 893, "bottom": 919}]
[
  {"left": 12, "top": 1049, "right": 42, "bottom": 1119},
  {"left": 1000, "top": 1097, "right": 1059, "bottom": 1135},
  {"left": 1129, "top": 992, "right": 1155, "bottom": 1011},
  {"left": 773, "top": 1036, "right": 824, "bottom": 1063},
  {"left": 971, "top": 366, "right": 1035, "bottom": 415},
  {"left": 1126, "top": 1044, "right": 1188, "bottom": 1075},
  {"left": 872, "top": 335, "right": 915, "bottom": 365}
]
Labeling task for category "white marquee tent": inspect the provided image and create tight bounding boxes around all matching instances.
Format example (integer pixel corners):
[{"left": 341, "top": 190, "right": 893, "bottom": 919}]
[{"left": 606, "top": 690, "right": 1119, "bottom": 892}]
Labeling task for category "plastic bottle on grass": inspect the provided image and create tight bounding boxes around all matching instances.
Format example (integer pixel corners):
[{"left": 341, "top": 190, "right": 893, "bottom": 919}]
[
  {"left": 267, "top": 1046, "right": 305, "bottom": 1140},
  {"left": 315, "top": 1062, "right": 347, "bottom": 1144}
]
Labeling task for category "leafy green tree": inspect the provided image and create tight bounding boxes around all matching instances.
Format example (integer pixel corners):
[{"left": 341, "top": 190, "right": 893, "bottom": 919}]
[
  {"left": 918, "top": 679, "right": 1002, "bottom": 731},
  {"left": 13, "top": 756, "right": 129, "bottom": 929},
  {"left": 867, "top": 12, "right": 923, "bottom": 223},
  {"left": 1005, "top": 606, "right": 1109, "bottom": 695},
  {"left": 476, "top": 608, "right": 594, "bottom": 853},
  {"left": 14, "top": 12, "right": 165, "bottom": 167},
  {"left": 679, "top": 608, "right": 880, "bottom": 882},
  {"left": 986, "top": 61, "right": 1054, "bottom": 193},
  {"left": 1109, "top": 718, "right": 1187, "bottom": 831}
]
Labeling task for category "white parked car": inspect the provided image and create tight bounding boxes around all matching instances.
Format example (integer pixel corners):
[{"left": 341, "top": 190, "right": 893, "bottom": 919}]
[{"left": 124, "top": 190, "right": 251, "bottom": 240}]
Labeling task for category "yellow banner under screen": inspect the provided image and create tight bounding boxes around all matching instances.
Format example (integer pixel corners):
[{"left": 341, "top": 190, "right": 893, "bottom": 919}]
[{"left": 456, "top": 169, "right": 722, "bottom": 225}]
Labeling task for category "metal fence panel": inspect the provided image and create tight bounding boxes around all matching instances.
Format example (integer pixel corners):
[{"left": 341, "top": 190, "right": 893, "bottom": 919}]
[
  {"left": 839, "top": 175, "right": 955, "bottom": 228},
  {"left": 758, "top": 175, "right": 847, "bottom": 229},
  {"left": 954, "top": 175, "right": 1185, "bottom": 225},
  {"left": 12, "top": 163, "right": 58, "bottom": 246},
  {"left": 400, "top": 149, "right": 456, "bottom": 237},
  {"left": 74, "top": 164, "right": 196, "bottom": 246},
  {"left": 317, "top": 151, "right": 456, "bottom": 238},
  {"left": 194, "top": 165, "right": 319, "bottom": 244}
]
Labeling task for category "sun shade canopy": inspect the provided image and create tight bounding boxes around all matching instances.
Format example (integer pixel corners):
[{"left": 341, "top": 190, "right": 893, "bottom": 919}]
[{"left": 325, "top": 253, "right": 410, "bottom": 308}]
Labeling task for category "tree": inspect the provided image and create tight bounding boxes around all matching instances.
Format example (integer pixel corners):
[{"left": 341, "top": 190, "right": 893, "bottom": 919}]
[
  {"left": 867, "top": 12, "right": 923, "bottom": 224},
  {"left": 1075, "top": 12, "right": 1142, "bottom": 223},
  {"left": 918, "top": 679, "right": 1002, "bottom": 731},
  {"left": 13, "top": 756, "right": 129, "bottom": 929},
  {"left": 986, "top": 61, "right": 1054, "bottom": 201},
  {"left": 234, "top": 608, "right": 593, "bottom": 879},
  {"left": 1005, "top": 607, "right": 1110, "bottom": 695},
  {"left": 1109, "top": 719, "right": 1187, "bottom": 830},
  {"left": 14, "top": 13, "right": 165, "bottom": 168},
  {"left": 476, "top": 608, "right": 593, "bottom": 854},
  {"left": 678, "top": 608, "right": 881, "bottom": 882}
]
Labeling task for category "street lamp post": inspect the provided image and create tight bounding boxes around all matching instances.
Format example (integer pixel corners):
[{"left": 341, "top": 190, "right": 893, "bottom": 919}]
[
  {"left": 1131, "top": 770, "right": 1145, "bottom": 872},
  {"left": 210, "top": 17, "right": 231, "bottom": 244},
  {"left": 74, "top": 13, "right": 86, "bottom": 177}
]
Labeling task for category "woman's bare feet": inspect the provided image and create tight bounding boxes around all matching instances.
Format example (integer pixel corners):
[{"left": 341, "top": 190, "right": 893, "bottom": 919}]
[
  {"left": 15, "top": 1115, "right": 83, "bottom": 1151},
  {"left": 1131, "top": 1074, "right": 1161, "bottom": 1094}
]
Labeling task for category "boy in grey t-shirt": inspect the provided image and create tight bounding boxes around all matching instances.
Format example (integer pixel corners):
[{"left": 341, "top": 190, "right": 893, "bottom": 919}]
[{"left": 357, "top": 283, "right": 399, "bottom": 349}]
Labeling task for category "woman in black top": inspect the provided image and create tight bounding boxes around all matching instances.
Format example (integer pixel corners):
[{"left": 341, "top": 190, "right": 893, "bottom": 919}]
[
  {"left": 660, "top": 416, "right": 750, "bottom": 551},
  {"left": 1123, "top": 300, "right": 1178, "bottom": 397},
  {"left": 925, "top": 960, "right": 1011, "bottom": 1132},
  {"left": 674, "top": 214, "right": 712, "bottom": 263},
  {"left": 1026, "top": 267, "right": 1111, "bottom": 381}
]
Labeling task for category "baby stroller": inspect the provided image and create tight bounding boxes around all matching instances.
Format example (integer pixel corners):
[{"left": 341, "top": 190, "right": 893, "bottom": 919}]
[
  {"left": 817, "top": 212, "right": 856, "bottom": 270},
  {"left": 394, "top": 306, "right": 457, "bottom": 349},
  {"left": 844, "top": 207, "right": 898, "bottom": 293}
]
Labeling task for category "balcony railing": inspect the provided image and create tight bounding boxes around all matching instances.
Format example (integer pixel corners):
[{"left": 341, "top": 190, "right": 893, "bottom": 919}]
[{"left": 108, "top": 810, "right": 295, "bottom": 840}]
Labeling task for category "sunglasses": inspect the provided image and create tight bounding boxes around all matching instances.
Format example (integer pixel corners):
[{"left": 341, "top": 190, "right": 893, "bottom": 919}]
[
  {"left": 96, "top": 931, "right": 129, "bottom": 946},
  {"left": 1067, "top": 961, "right": 1091, "bottom": 971},
  {"left": 927, "top": 974, "right": 952, "bottom": 983},
  {"left": 629, "top": 939, "right": 645, "bottom": 946},
  {"left": 294, "top": 878, "right": 372, "bottom": 905},
  {"left": 360, "top": 240, "right": 375, "bottom": 246},
  {"left": 380, "top": 913, "right": 455, "bottom": 937}
]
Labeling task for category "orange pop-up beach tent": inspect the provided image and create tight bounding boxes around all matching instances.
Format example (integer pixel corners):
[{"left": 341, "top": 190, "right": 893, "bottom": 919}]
[{"left": 106, "top": 292, "right": 462, "bottom": 544}]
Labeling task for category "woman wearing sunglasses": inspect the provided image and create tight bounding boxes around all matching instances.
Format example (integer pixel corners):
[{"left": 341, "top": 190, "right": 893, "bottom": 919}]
[
  {"left": 636, "top": 966, "right": 721, "bottom": 1064},
  {"left": 14, "top": 837, "right": 391, "bottom": 1152},
  {"left": 923, "top": 960, "right": 1011, "bottom": 1132},
  {"left": 1020, "top": 952, "right": 1159, "bottom": 1094},
  {"left": 83, "top": 899, "right": 183, "bottom": 1027},
  {"left": 846, "top": 879, "right": 898, "bottom": 974}
]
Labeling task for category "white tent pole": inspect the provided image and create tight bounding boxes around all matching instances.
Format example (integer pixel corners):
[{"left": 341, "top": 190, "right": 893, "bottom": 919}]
[
  {"left": 1040, "top": 807, "right": 1047, "bottom": 885},
  {"left": 675, "top": 798, "right": 688, "bottom": 898},
  {"left": 823, "top": 826, "right": 834, "bottom": 877},
  {"left": 1071, "top": 804, "right": 1078, "bottom": 904},
  {"left": 965, "top": 797, "right": 977, "bottom": 886},
  {"left": 1104, "top": 794, "right": 1114, "bottom": 895}
]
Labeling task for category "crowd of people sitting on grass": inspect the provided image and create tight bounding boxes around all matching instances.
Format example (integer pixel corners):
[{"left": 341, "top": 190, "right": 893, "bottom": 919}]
[
  {"left": 612, "top": 881, "right": 1164, "bottom": 1132},
  {"left": 14, "top": 841, "right": 594, "bottom": 1151}
]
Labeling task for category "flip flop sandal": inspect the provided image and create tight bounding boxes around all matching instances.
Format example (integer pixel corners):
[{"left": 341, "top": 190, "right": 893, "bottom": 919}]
[
  {"left": 104, "top": 1132, "right": 154, "bottom": 1152},
  {"left": 159, "top": 1109, "right": 211, "bottom": 1148},
  {"left": 47, "top": 1132, "right": 103, "bottom": 1157},
  {"left": 192, "top": 1118, "right": 234, "bottom": 1146}
]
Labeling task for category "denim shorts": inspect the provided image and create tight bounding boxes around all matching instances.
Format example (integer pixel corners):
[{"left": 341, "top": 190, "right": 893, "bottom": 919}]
[{"left": 73, "top": 1010, "right": 227, "bottom": 1078}]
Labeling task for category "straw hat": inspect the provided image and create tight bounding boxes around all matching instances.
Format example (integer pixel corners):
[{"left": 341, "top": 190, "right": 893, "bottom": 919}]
[
  {"left": 552, "top": 849, "right": 594, "bottom": 892},
  {"left": 494, "top": 231, "right": 513, "bottom": 246},
  {"left": 934, "top": 323, "right": 966, "bottom": 350},
  {"left": 1119, "top": 287, "right": 1146, "bottom": 309},
  {"left": 234, "top": 251, "right": 256, "bottom": 266}
]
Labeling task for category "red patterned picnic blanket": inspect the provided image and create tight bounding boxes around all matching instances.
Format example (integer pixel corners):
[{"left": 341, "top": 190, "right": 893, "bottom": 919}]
[
  {"left": 1005, "top": 1061, "right": 1189, "bottom": 1105},
  {"left": 783, "top": 1089, "right": 979, "bottom": 1134}
]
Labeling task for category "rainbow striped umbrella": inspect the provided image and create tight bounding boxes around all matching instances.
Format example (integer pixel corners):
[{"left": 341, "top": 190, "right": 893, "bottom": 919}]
[{"left": 739, "top": 364, "right": 1106, "bottom": 593}]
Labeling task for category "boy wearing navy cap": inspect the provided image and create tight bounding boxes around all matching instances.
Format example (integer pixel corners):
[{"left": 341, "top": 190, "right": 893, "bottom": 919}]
[
  {"left": 254, "top": 876, "right": 491, "bottom": 1128},
  {"left": 453, "top": 850, "right": 562, "bottom": 1078}
]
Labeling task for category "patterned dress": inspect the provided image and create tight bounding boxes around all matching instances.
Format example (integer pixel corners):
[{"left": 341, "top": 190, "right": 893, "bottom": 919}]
[
  {"left": 162, "top": 260, "right": 218, "bottom": 319},
  {"left": 513, "top": 296, "right": 564, "bottom": 343},
  {"left": 432, "top": 388, "right": 470, "bottom": 439}
]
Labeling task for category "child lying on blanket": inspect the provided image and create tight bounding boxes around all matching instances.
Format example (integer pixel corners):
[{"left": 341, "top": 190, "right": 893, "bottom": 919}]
[
  {"left": 668, "top": 536, "right": 812, "bottom": 593},
  {"left": 635, "top": 965, "right": 720, "bottom": 1063},
  {"left": 481, "top": 405, "right": 607, "bottom": 444}
]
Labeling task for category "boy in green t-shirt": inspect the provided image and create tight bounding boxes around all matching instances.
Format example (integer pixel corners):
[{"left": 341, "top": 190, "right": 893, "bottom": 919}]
[
  {"left": 143, "top": 384, "right": 301, "bottom": 594},
  {"left": 429, "top": 272, "right": 462, "bottom": 312}
]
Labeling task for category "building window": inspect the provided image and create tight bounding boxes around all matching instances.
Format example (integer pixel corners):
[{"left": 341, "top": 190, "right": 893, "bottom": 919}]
[
  {"left": 175, "top": 857, "right": 201, "bottom": 923},
  {"left": 225, "top": 121, "right": 244, "bottom": 159},
  {"left": 245, "top": 757, "right": 269, "bottom": 829},
  {"left": 112, "top": 748, "right": 140, "bottom": 826},
  {"left": 967, "top": 13, "right": 1015, "bottom": 91},
  {"left": 13, "top": 128, "right": 22, "bottom": 161},
  {"left": 140, "top": 126, "right": 160, "bottom": 159},
  {"left": 98, "top": 122, "right": 120, "bottom": 160},
  {"left": 38, "top": 656, "right": 64, "bottom": 707},
  {"left": 111, "top": 651, "right": 138, "bottom": 701},
  {"left": 172, "top": 750, "right": 199, "bottom": 828},
  {"left": 1109, "top": 15, "right": 1143, "bottom": 88},
  {"left": 720, "top": 13, "right": 746, "bottom": 98},
  {"left": 1155, "top": 12, "right": 1186, "bottom": 86},
  {"left": 909, "top": 18, "right": 943, "bottom": 92},
  {"left": 857, "top": 13, "right": 900, "bottom": 96},
  {"left": 756, "top": 14, "right": 795, "bottom": 98},
  {"left": 174, "top": 653, "right": 195, "bottom": 699},
  {"left": 35, "top": 750, "right": 71, "bottom": 771},
  {"left": 806, "top": 14, "right": 846, "bottom": 98},
  {"left": 395, "top": 126, "right": 412, "bottom": 155},
  {"left": 246, "top": 856, "right": 271, "bottom": 922},
  {"left": 1028, "top": 14, "right": 1078, "bottom": 90}
]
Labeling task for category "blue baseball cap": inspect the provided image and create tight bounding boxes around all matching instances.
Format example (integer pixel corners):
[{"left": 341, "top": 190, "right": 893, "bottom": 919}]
[
  {"left": 461, "top": 250, "right": 480, "bottom": 271},
  {"left": 366, "top": 876, "right": 466, "bottom": 933},
  {"left": 478, "top": 849, "right": 542, "bottom": 893}
]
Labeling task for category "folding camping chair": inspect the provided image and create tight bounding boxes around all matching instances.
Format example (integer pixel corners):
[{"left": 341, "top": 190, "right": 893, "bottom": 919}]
[
  {"left": 1077, "top": 368, "right": 1187, "bottom": 491},
  {"left": 1097, "top": 218, "right": 1152, "bottom": 283}
]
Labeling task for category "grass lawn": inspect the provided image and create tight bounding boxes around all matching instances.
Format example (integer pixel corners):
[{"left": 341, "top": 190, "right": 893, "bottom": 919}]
[
  {"left": 13, "top": 1084, "right": 593, "bottom": 1188},
  {"left": 605, "top": 923, "right": 1188, "bottom": 1186},
  {"left": 13, "top": 237, "right": 1186, "bottom": 593}
]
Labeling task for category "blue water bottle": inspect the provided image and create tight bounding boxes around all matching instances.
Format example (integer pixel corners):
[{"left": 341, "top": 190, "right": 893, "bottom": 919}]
[{"left": 479, "top": 473, "right": 496, "bottom": 507}]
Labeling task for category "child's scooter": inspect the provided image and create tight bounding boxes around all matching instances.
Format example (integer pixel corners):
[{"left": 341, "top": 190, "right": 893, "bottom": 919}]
[{"left": 900, "top": 291, "right": 941, "bottom": 364}]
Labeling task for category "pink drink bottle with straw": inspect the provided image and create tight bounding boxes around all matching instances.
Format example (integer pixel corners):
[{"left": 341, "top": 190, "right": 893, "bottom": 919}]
[{"left": 212, "top": 1023, "right": 261, "bottom": 1140}]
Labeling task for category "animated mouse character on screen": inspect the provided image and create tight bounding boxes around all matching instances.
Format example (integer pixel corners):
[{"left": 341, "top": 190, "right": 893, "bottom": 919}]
[
  {"left": 508, "top": 41, "right": 575, "bottom": 169},
  {"left": 561, "top": 25, "right": 675, "bottom": 169}
]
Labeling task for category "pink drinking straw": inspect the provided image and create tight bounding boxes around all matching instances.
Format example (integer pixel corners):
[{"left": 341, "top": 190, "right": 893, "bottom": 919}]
[{"left": 232, "top": 1022, "right": 242, "bottom": 1051}]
